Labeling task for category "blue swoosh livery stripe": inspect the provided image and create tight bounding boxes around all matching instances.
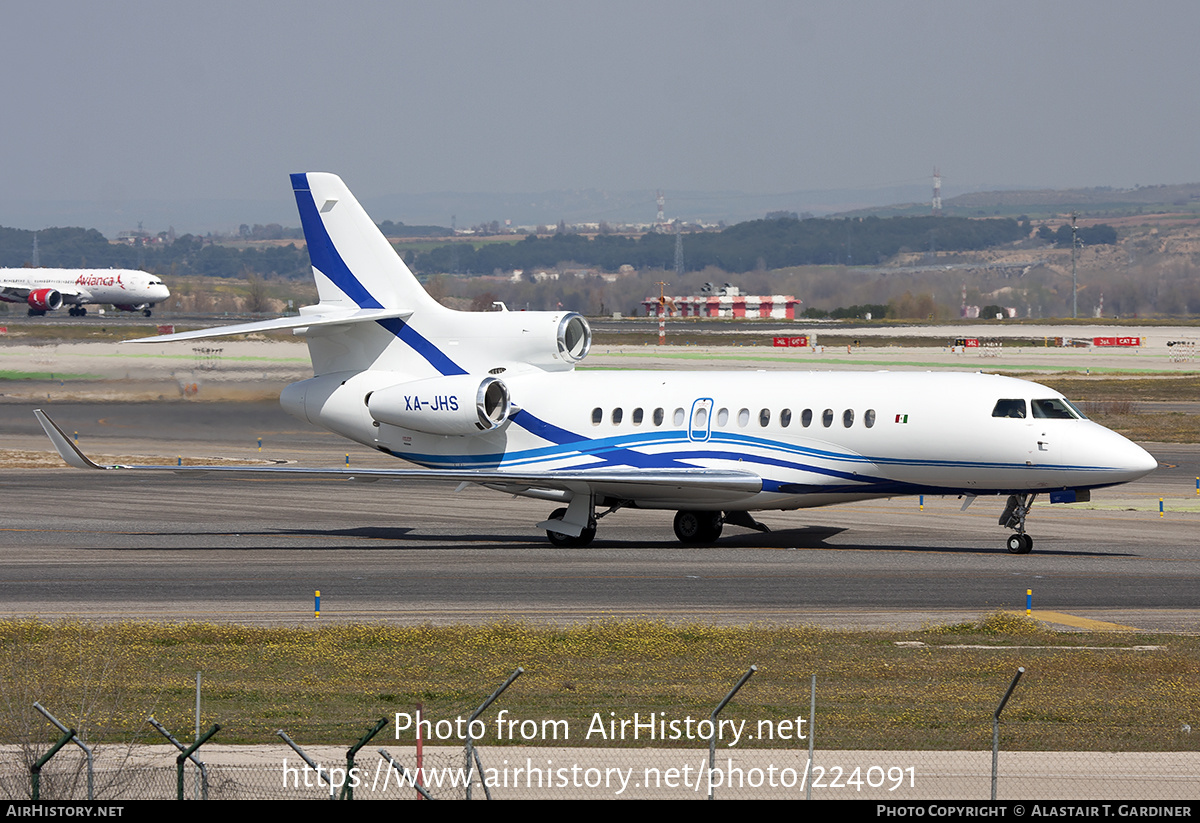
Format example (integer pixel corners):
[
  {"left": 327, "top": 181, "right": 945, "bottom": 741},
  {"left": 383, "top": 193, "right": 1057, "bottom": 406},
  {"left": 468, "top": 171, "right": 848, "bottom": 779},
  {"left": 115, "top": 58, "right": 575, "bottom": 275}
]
[{"left": 292, "top": 173, "right": 466, "bottom": 377}]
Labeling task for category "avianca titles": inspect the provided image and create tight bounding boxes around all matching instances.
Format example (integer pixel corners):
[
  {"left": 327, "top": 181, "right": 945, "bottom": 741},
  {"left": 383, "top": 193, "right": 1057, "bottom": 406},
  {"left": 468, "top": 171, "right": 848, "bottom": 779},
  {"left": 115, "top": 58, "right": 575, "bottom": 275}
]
[
  {"left": 0, "top": 267, "right": 170, "bottom": 316},
  {"left": 35, "top": 172, "right": 1157, "bottom": 553}
]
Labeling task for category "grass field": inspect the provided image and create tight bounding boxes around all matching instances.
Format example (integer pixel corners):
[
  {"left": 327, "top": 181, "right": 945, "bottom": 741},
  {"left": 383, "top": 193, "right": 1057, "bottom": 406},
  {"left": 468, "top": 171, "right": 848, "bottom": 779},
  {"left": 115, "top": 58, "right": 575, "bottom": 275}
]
[{"left": 3, "top": 616, "right": 1196, "bottom": 752}]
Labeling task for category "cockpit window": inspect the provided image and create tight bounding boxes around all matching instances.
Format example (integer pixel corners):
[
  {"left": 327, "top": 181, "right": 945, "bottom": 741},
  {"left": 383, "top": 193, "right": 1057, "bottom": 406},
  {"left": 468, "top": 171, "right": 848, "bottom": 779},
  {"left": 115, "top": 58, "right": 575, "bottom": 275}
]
[
  {"left": 992, "top": 399, "right": 1026, "bottom": 419},
  {"left": 1031, "top": 398, "right": 1079, "bottom": 419},
  {"left": 1062, "top": 399, "right": 1089, "bottom": 420}
]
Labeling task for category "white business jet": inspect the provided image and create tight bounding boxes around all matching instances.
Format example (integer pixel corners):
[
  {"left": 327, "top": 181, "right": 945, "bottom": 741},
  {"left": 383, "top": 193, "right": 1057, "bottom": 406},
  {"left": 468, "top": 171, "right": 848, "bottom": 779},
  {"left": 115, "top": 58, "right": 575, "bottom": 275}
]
[
  {"left": 35, "top": 173, "right": 1157, "bottom": 553},
  {"left": 0, "top": 268, "right": 170, "bottom": 316}
]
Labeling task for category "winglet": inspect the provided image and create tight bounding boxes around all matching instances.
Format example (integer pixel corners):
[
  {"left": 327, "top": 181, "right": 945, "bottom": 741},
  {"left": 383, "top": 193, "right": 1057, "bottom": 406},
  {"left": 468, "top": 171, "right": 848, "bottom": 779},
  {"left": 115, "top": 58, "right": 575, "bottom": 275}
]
[{"left": 33, "top": 410, "right": 104, "bottom": 470}]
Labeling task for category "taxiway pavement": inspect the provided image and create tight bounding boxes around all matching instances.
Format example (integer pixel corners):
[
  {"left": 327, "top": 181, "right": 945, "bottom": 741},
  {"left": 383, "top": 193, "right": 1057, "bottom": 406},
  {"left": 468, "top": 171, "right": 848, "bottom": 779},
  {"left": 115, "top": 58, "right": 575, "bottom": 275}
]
[{"left": 1, "top": 401, "right": 1196, "bottom": 631}]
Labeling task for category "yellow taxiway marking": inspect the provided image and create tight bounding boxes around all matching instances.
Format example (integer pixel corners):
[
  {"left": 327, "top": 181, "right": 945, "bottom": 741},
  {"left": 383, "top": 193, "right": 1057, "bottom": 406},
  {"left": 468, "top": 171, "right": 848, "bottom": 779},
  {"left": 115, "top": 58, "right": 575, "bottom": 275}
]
[{"left": 1029, "top": 610, "right": 1139, "bottom": 631}]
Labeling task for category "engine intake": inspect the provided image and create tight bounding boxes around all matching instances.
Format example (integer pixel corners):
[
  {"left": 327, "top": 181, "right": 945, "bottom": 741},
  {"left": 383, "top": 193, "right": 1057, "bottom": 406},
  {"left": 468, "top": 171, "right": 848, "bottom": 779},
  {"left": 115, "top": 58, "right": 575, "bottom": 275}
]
[{"left": 27, "top": 289, "right": 63, "bottom": 311}]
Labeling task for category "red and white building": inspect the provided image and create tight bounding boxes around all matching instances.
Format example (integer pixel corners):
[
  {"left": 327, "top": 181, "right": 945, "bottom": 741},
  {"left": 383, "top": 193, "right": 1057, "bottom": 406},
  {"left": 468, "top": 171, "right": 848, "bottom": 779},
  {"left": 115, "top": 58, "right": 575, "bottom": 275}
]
[{"left": 643, "top": 287, "right": 801, "bottom": 319}]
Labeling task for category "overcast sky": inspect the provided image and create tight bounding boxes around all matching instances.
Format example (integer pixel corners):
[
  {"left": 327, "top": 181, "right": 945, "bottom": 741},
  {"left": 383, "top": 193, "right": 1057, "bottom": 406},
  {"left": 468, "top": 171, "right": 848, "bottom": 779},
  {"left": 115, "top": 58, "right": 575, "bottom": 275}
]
[{"left": 4, "top": 0, "right": 1199, "bottom": 228}]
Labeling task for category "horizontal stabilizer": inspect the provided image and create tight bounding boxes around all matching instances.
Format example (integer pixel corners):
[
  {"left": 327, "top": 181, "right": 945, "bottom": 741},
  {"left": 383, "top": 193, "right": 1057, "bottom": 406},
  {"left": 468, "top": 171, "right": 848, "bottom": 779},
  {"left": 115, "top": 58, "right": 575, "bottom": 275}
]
[{"left": 124, "top": 308, "right": 413, "bottom": 344}]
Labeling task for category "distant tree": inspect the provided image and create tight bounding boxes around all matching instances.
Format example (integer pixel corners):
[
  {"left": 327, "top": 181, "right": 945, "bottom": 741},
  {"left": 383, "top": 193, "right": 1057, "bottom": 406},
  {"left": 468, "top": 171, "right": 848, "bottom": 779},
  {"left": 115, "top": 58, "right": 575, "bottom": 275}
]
[{"left": 245, "top": 273, "right": 272, "bottom": 313}]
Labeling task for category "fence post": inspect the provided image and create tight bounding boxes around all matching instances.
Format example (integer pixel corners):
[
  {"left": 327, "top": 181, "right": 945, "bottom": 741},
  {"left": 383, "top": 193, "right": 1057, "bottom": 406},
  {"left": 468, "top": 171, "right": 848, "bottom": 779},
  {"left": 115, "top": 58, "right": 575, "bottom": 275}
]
[
  {"left": 992, "top": 667, "right": 1025, "bottom": 800},
  {"left": 34, "top": 703, "right": 93, "bottom": 801},
  {"left": 465, "top": 666, "right": 523, "bottom": 801},
  {"left": 278, "top": 730, "right": 338, "bottom": 800},
  {"left": 342, "top": 717, "right": 387, "bottom": 801},
  {"left": 31, "top": 727, "right": 76, "bottom": 801},
  {"left": 150, "top": 717, "right": 210, "bottom": 800},
  {"left": 177, "top": 724, "right": 220, "bottom": 800},
  {"left": 708, "top": 665, "right": 757, "bottom": 800},
  {"left": 806, "top": 674, "right": 816, "bottom": 801}
]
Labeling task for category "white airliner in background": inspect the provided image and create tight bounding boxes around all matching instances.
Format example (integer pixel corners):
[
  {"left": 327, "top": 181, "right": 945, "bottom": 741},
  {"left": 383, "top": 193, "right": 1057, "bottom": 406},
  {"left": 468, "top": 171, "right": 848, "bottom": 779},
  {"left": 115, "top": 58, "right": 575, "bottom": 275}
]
[
  {"left": 0, "top": 268, "right": 170, "bottom": 316},
  {"left": 35, "top": 173, "right": 1158, "bottom": 553}
]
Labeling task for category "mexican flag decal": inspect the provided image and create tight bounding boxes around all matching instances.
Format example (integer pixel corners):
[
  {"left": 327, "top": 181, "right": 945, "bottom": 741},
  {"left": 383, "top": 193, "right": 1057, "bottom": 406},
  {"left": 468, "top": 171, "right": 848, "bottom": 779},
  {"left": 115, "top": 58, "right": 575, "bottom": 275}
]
[{"left": 895, "top": 414, "right": 908, "bottom": 423}]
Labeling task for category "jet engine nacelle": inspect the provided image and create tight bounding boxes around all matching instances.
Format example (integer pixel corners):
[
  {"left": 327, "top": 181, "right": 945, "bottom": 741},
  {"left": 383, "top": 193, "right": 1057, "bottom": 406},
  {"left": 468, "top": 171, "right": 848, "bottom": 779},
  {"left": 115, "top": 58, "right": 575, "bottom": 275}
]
[
  {"left": 367, "top": 375, "right": 512, "bottom": 435},
  {"left": 454, "top": 311, "right": 591, "bottom": 372},
  {"left": 112, "top": 303, "right": 150, "bottom": 312},
  {"left": 27, "top": 289, "right": 63, "bottom": 311}
]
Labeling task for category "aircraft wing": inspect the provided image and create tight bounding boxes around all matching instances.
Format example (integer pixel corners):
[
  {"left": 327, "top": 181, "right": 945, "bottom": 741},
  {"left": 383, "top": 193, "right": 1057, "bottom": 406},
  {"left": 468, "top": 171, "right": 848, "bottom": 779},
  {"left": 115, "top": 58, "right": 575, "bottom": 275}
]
[
  {"left": 34, "top": 410, "right": 763, "bottom": 501},
  {"left": 0, "top": 282, "right": 85, "bottom": 301}
]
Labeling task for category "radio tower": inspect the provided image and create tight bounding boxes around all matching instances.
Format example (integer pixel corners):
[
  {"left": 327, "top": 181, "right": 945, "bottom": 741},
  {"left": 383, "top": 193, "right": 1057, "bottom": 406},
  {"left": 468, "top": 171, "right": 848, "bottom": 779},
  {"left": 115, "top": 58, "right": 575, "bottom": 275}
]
[
  {"left": 932, "top": 167, "right": 942, "bottom": 215},
  {"left": 674, "top": 222, "right": 684, "bottom": 278},
  {"left": 656, "top": 190, "right": 665, "bottom": 224}
]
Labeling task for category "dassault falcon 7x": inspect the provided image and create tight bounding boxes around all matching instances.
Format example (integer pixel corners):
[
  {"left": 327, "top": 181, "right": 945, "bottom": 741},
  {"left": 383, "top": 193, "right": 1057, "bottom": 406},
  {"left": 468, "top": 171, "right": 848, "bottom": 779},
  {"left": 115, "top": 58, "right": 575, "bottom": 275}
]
[
  {"left": 35, "top": 173, "right": 1157, "bottom": 552},
  {"left": 1, "top": 267, "right": 170, "bottom": 316}
]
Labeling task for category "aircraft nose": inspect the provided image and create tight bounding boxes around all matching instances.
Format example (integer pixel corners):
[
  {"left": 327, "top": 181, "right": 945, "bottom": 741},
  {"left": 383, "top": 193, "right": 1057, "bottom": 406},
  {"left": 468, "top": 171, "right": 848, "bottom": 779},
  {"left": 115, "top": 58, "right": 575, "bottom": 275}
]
[
  {"left": 1123, "top": 440, "right": 1158, "bottom": 478},
  {"left": 1099, "top": 429, "right": 1158, "bottom": 481}
]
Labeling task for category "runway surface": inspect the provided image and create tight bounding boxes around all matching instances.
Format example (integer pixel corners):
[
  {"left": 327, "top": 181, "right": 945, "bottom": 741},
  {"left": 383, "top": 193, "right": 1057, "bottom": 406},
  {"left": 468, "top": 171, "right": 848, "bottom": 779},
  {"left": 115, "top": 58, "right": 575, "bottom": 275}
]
[{"left": 1, "top": 401, "right": 1197, "bottom": 631}]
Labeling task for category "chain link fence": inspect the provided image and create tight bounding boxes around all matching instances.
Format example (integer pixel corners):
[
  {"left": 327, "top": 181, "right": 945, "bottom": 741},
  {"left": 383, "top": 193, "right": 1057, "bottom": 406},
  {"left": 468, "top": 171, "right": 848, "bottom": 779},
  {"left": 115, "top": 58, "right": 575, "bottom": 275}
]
[{"left": 3, "top": 742, "right": 1197, "bottom": 800}]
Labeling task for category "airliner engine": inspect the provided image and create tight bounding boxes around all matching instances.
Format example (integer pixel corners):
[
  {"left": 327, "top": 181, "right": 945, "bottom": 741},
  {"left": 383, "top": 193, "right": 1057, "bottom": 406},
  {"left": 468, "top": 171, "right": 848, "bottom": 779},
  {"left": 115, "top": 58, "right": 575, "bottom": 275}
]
[
  {"left": 367, "top": 375, "right": 511, "bottom": 435},
  {"left": 450, "top": 311, "right": 591, "bottom": 372},
  {"left": 27, "top": 289, "right": 63, "bottom": 311}
]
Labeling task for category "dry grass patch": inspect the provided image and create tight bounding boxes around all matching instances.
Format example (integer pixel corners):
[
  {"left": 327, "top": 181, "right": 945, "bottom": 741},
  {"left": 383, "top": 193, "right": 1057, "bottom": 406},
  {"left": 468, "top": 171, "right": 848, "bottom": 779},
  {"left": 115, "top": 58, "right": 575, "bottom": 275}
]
[{"left": 1, "top": 619, "right": 1195, "bottom": 752}]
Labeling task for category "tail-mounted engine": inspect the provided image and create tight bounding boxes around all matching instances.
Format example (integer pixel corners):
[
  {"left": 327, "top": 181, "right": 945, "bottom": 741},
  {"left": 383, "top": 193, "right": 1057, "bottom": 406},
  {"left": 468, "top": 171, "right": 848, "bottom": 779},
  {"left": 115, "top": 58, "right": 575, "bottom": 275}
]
[
  {"left": 367, "top": 375, "right": 512, "bottom": 435},
  {"left": 453, "top": 311, "right": 591, "bottom": 372},
  {"left": 27, "top": 289, "right": 63, "bottom": 311}
]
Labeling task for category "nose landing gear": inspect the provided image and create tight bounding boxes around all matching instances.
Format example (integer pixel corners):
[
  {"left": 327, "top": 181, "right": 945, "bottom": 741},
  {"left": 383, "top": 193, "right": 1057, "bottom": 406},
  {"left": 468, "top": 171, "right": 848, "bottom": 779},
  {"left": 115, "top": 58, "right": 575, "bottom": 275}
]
[{"left": 1000, "top": 493, "right": 1037, "bottom": 554}]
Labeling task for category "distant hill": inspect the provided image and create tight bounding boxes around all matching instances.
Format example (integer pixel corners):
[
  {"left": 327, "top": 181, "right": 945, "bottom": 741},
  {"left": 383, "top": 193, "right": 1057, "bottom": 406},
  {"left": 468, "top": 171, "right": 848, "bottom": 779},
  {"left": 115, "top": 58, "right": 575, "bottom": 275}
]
[{"left": 838, "top": 183, "right": 1200, "bottom": 220}]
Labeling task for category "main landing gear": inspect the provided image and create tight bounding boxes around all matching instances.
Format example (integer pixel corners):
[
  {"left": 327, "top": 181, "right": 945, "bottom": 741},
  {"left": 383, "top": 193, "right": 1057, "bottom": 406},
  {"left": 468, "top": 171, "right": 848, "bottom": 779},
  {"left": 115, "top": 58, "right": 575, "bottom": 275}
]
[
  {"left": 68, "top": 306, "right": 88, "bottom": 317},
  {"left": 999, "top": 493, "right": 1037, "bottom": 554},
  {"left": 543, "top": 503, "right": 771, "bottom": 547},
  {"left": 672, "top": 510, "right": 772, "bottom": 544},
  {"left": 545, "top": 507, "right": 596, "bottom": 548}
]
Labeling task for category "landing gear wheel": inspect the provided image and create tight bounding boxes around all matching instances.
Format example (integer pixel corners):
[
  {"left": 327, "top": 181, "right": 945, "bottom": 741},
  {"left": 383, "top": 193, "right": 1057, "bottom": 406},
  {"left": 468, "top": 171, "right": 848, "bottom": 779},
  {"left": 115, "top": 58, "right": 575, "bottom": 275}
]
[
  {"left": 545, "top": 507, "right": 596, "bottom": 548},
  {"left": 143, "top": 309, "right": 152, "bottom": 317},
  {"left": 1006, "top": 533, "right": 1033, "bottom": 554},
  {"left": 673, "top": 510, "right": 723, "bottom": 544}
]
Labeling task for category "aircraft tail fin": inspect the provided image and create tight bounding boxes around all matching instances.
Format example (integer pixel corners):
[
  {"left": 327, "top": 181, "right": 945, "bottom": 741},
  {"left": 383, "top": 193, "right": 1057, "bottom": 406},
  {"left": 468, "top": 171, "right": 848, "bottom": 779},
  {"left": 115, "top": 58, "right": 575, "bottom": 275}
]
[{"left": 291, "top": 172, "right": 440, "bottom": 313}]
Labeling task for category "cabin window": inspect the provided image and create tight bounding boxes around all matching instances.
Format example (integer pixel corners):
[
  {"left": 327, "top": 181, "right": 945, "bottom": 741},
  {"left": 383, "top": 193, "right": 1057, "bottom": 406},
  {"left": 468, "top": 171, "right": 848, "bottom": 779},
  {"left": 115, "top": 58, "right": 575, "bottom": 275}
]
[
  {"left": 592, "top": 407, "right": 602, "bottom": 425},
  {"left": 992, "top": 399, "right": 1027, "bottom": 419},
  {"left": 864, "top": 409, "right": 876, "bottom": 428},
  {"left": 717, "top": 408, "right": 729, "bottom": 427},
  {"left": 1032, "top": 398, "right": 1078, "bottom": 419},
  {"left": 654, "top": 408, "right": 665, "bottom": 426},
  {"left": 694, "top": 406, "right": 708, "bottom": 428},
  {"left": 612, "top": 408, "right": 623, "bottom": 425},
  {"left": 843, "top": 409, "right": 854, "bottom": 427},
  {"left": 759, "top": 408, "right": 771, "bottom": 427},
  {"left": 822, "top": 408, "right": 834, "bottom": 428},
  {"left": 780, "top": 409, "right": 792, "bottom": 427},
  {"left": 738, "top": 408, "right": 750, "bottom": 427},
  {"left": 632, "top": 407, "right": 644, "bottom": 425},
  {"left": 673, "top": 408, "right": 685, "bottom": 426},
  {"left": 801, "top": 408, "right": 813, "bottom": 427}
]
